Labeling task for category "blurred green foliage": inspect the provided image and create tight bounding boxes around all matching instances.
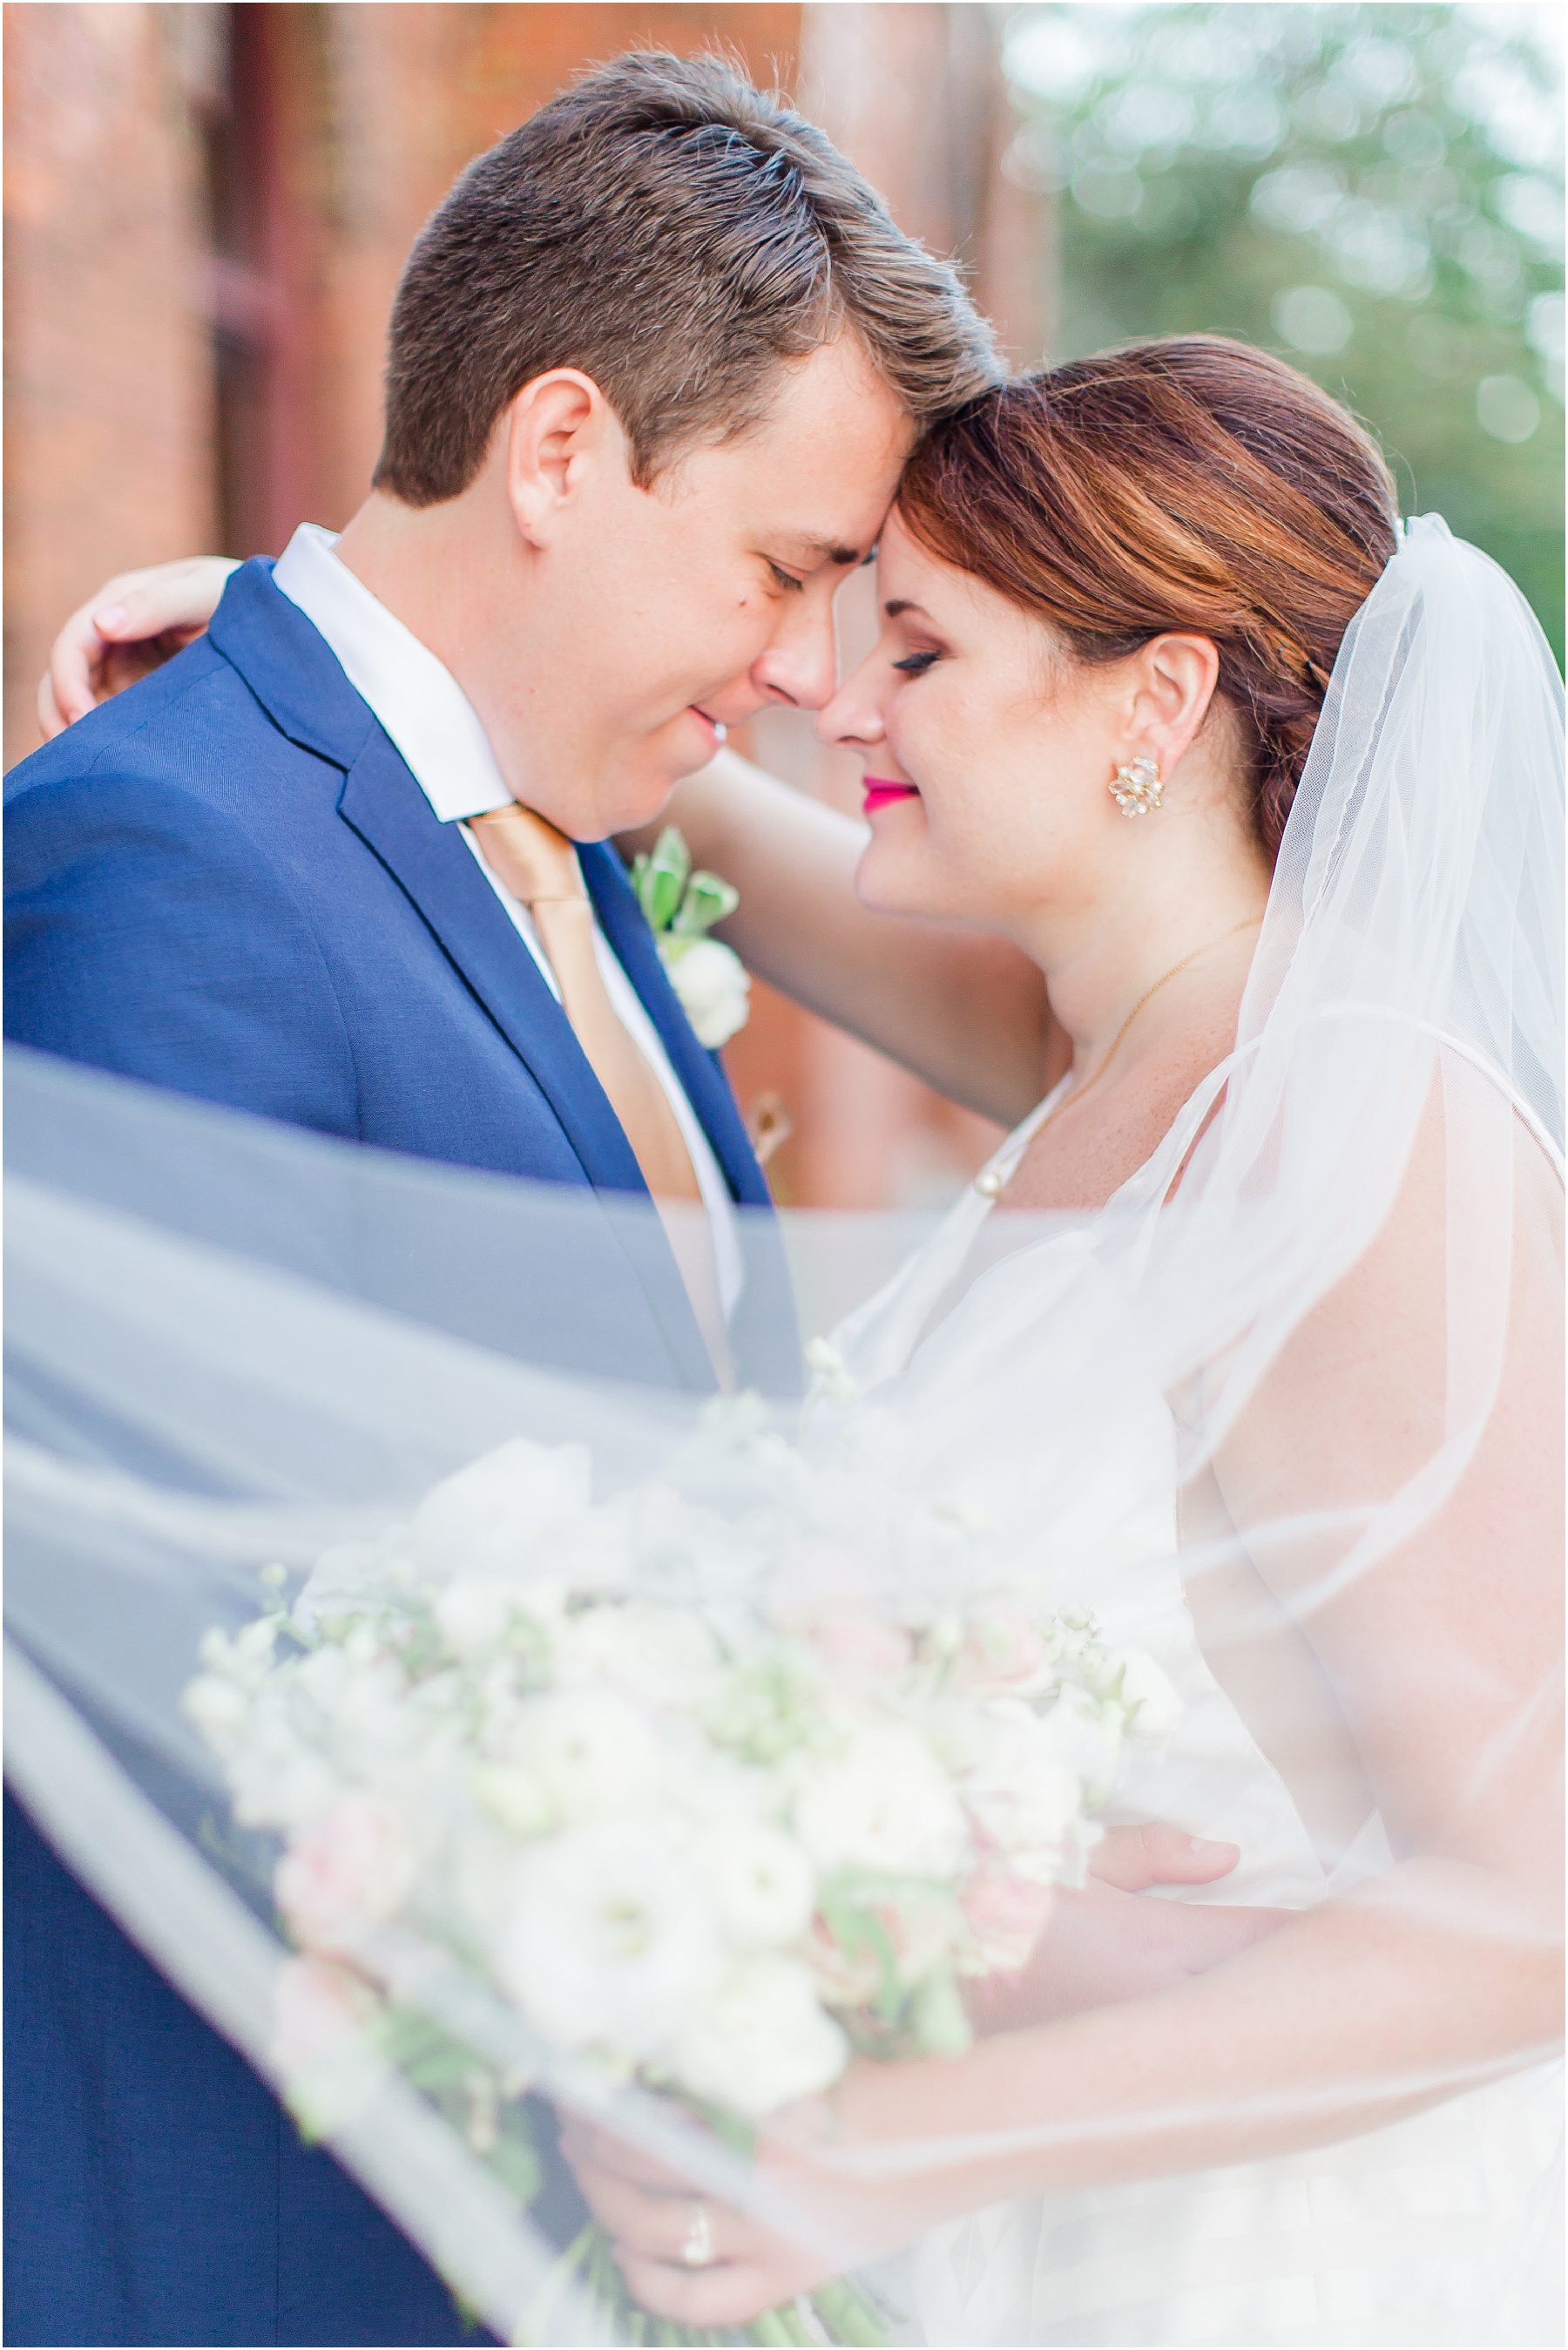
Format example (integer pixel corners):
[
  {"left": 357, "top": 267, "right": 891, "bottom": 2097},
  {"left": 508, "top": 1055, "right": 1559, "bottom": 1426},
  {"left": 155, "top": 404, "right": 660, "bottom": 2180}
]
[{"left": 1003, "top": 3, "right": 1565, "bottom": 659}]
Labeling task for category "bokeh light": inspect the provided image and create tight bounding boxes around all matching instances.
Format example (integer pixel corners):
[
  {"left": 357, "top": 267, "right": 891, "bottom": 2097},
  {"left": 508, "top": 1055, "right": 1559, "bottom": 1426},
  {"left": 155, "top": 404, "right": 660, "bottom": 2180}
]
[{"left": 1004, "top": 1, "right": 1565, "bottom": 656}]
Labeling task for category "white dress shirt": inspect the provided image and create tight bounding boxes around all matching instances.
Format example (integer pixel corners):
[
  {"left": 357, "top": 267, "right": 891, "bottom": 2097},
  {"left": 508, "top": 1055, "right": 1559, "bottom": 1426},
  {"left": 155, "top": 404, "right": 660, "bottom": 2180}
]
[{"left": 272, "top": 522, "right": 740, "bottom": 1318}]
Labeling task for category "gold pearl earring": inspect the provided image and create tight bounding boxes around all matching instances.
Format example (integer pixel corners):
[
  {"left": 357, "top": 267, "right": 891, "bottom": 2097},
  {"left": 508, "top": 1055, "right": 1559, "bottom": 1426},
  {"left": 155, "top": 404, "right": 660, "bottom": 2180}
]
[{"left": 1110, "top": 755, "right": 1163, "bottom": 816}]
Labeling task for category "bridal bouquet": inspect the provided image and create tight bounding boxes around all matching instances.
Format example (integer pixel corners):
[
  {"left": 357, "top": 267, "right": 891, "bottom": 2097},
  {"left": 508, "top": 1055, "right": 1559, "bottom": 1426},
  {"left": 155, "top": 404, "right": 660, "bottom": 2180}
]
[{"left": 186, "top": 1408, "right": 1179, "bottom": 2346}]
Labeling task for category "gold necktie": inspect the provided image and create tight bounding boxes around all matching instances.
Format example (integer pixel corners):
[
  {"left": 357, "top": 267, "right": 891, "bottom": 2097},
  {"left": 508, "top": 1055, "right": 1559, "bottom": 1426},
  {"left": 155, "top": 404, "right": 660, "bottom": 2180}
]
[{"left": 470, "top": 805, "right": 732, "bottom": 1384}]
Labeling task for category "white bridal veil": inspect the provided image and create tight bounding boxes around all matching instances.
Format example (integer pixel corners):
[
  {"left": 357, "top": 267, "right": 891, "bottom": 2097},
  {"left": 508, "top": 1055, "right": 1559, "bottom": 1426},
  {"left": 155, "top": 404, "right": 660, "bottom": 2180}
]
[{"left": 6, "top": 517, "right": 1563, "bottom": 2345}]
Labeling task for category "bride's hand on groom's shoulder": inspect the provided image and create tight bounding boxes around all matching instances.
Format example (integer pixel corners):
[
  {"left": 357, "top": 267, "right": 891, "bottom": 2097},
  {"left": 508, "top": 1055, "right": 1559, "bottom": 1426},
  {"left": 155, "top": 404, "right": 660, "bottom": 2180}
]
[
  {"left": 37, "top": 556, "right": 236, "bottom": 739},
  {"left": 963, "top": 1823, "right": 1289, "bottom": 2037}
]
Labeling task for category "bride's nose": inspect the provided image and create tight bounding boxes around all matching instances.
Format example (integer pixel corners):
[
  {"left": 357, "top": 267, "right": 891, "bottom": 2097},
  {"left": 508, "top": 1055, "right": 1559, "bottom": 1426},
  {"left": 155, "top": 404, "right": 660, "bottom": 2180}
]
[{"left": 817, "top": 651, "right": 888, "bottom": 751}]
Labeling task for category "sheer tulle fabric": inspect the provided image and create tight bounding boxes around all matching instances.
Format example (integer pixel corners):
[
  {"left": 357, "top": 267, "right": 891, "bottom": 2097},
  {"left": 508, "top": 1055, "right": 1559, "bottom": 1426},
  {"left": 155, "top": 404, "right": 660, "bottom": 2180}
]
[{"left": 5, "top": 519, "right": 1562, "bottom": 2346}]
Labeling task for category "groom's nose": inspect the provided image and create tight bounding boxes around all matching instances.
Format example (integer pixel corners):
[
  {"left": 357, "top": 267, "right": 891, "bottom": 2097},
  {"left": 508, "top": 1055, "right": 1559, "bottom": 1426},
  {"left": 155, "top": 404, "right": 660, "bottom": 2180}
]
[{"left": 750, "top": 593, "right": 841, "bottom": 714}]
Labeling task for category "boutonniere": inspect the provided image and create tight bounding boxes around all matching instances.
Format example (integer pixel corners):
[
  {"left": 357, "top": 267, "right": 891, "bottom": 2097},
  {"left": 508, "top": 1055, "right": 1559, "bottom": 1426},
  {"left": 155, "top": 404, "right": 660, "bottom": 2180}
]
[{"left": 631, "top": 827, "right": 751, "bottom": 1048}]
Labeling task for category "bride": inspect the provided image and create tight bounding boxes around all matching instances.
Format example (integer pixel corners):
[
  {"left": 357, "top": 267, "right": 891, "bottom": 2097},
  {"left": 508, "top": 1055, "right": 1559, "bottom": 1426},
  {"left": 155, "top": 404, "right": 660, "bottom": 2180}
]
[{"left": 23, "top": 337, "right": 1564, "bottom": 2347}]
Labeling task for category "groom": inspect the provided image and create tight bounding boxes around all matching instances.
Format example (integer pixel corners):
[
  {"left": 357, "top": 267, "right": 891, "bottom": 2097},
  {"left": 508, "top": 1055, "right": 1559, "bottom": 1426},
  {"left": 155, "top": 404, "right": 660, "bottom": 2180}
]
[{"left": 3, "top": 51, "right": 996, "bottom": 2350}]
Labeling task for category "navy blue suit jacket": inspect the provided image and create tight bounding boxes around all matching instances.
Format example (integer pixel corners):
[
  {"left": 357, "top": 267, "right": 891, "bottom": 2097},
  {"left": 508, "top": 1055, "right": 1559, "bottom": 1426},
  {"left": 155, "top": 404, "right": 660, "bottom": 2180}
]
[{"left": 3, "top": 559, "right": 794, "bottom": 2344}]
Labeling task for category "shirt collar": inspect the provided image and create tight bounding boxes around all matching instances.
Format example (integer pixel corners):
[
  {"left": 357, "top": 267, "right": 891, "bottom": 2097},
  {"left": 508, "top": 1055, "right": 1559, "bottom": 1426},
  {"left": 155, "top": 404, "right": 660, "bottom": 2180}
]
[{"left": 271, "top": 523, "right": 513, "bottom": 822}]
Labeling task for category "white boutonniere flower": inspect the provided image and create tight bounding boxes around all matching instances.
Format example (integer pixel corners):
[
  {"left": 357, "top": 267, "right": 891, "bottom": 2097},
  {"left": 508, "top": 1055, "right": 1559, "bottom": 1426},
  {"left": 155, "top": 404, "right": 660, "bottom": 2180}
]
[{"left": 631, "top": 827, "right": 751, "bottom": 1048}]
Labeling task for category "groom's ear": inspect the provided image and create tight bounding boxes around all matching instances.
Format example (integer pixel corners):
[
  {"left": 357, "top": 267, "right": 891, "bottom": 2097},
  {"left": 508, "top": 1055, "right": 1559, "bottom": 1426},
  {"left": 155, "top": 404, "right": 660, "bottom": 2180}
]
[{"left": 504, "top": 369, "right": 624, "bottom": 545}]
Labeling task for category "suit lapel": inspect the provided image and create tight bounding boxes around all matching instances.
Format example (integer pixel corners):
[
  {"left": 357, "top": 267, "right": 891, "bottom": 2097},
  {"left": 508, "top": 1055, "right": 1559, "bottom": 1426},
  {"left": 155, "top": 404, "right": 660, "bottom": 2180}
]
[{"left": 580, "top": 843, "right": 773, "bottom": 1208}]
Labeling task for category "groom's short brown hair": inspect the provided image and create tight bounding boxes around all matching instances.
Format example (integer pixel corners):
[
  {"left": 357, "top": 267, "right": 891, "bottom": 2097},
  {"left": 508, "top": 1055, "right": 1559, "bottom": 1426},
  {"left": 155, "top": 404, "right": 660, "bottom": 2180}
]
[{"left": 374, "top": 51, "right": 999, "bottom": 502}]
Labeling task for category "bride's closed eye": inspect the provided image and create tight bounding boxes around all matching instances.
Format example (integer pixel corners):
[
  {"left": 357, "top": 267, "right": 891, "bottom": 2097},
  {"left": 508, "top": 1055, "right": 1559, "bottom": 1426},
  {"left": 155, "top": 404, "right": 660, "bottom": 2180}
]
[{"left": 892, "top": 648, "right": 942, "bottom": 675}]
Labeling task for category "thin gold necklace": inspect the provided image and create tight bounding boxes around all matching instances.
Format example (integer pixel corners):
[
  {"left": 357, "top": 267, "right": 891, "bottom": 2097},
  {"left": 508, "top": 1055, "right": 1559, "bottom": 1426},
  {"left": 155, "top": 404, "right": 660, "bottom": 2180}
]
[{"left": 975, "top": 914, "right": 1264, "bottom": 1199}]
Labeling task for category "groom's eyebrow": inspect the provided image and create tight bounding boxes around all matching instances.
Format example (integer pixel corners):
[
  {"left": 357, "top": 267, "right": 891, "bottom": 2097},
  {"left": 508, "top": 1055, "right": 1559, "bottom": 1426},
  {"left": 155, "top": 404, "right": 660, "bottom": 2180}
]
[{"left": 787, "top": 535, "right": 863, "bottom": 567}]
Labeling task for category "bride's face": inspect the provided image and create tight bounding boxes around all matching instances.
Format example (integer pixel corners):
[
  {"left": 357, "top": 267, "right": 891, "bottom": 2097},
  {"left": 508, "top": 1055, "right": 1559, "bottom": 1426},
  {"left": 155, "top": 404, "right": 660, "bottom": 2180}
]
[{"left": 821, "top": 510, "right": 1177, "bottom": 932}]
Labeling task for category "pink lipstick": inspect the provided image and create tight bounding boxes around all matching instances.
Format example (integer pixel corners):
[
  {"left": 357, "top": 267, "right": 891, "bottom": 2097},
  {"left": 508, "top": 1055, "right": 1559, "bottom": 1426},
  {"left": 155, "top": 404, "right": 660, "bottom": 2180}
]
[{"left": 863, "top": 777, "right": 919, "bottom": 816}]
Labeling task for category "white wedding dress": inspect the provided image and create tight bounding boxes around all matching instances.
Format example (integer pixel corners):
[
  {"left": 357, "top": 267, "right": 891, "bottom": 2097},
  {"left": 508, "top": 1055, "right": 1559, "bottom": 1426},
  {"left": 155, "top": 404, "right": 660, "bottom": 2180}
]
[{"left": 828, "top": 1087, "right": 1565, "bottom": 2350}]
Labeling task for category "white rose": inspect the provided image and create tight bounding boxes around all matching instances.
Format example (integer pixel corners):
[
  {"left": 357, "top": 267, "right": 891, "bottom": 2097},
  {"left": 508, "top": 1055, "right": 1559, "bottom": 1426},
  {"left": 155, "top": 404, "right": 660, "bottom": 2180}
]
[
  {"left": 556, "top": 1603, "right": 722, "bottom": 1711},
  {"left": 669, "top": 1954, "right": 848, "bottom": 2117},
  {"left": 183, "top": 1672, "right": 250, "bottom": 1752},
  {"left": 507, "top": 1690, "right": 658, "bottom": 1820},
  {"left": 663, "top": 937, "right": 751, "bottom": 1049},
  {"left": 497, "top": 1819, "right": 720, "bottom": 2060},
  {"left": 793, "top": 1723, "right": 969, "bottom": 1879},
  {"left": 697, "top": 1825, "right": 815, "bottom": 1947},
  {"left": 433, "top": 1575, "right": 517, "bottom": 1657},
  {"left": 271, "top": 1954, "right": 385, "bottom": 2134},
  {"left": 1110, "top": 1650, "right": 1184, "bottom": 1744},
  {"left": 958, "top": 1705, "right": 1082, "bottom": 1866},
  {"left": 471, "top": 1763, "right": 557, "bottom": 1839},
  {"left": 412, "top": 1438, "right": 591, "bottom": 1581},
  {"left": 274, "top": 1789, "right": 417, "bottom": 1954}
]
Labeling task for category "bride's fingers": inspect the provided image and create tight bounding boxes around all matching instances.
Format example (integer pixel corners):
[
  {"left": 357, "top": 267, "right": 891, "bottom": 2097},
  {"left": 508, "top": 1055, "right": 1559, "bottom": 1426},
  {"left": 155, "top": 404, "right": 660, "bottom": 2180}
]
[
  {"left": 570, "top": 2160, "right": 748, "bottom": 2265},
  {"left": 557, "top": 2116, "right": 698, "bottom": 2196},
  {"left": 1090, "top": 1821, "right": 1240, "bottom": 1890},
  {"left": 614, "top": 2247, "right": 811, "bottom": 2329},
  {"left": 41, "top": 558, "right": 239, "bottom": 736}
]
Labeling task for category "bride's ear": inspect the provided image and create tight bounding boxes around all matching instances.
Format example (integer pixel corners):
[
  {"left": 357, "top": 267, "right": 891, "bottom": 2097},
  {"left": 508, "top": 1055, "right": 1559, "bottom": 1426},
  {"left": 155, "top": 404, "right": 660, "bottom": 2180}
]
[
  {"left": 504, "top": 369, "right": 620, "bottom": 546},
  {"left": 1120, "top": 633, "right": 1222, "bottom": 780}
]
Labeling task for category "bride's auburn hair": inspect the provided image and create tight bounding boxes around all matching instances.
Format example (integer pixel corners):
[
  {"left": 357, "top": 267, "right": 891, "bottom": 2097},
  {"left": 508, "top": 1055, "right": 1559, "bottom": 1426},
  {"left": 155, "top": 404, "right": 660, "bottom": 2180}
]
[{"left": 896, "top": 336, "right": 1399, "bottom": 858}]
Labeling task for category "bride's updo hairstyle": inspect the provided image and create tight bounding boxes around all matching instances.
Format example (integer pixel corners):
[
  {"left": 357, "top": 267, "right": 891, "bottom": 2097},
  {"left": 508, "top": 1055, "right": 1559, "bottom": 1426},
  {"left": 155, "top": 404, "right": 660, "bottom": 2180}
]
[{"left": 896, "top": 336, "right": 1399, "bottom": 857}]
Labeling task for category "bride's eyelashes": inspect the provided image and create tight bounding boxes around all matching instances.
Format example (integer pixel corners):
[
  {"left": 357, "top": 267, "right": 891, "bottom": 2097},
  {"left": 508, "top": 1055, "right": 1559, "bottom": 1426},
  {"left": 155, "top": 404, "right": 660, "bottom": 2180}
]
[{"left": 892, "top": 647, "right": 942, "bottom": 676}]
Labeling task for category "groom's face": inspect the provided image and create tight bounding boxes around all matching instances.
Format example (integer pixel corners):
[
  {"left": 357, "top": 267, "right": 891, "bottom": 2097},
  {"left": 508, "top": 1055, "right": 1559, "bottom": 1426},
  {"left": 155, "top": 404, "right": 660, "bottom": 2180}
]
[{"left": 507, "top": 335, "right": 914, "bottom": 839}]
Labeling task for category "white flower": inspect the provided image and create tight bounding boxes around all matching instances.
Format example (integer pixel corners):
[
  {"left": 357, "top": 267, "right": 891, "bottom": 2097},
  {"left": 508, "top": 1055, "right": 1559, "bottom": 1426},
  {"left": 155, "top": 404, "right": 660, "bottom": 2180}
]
[
  {"left": 506, "top": 1690, "right": 658, "bottom": 1820},
  {"left": 471, "top": 1763, "right": 556, "bottom": 1839},
  {"left": 803, "top": 1338, "right": 859, "bottom": 1401},
  {"left": 183, "top": 1672, "right": 250, "bottom": 1751},
  {"left": 274, "top": 1789, "right": 417, "bottom": 1953},
  {"left": 271, "top": 1954, "right": 385, "bottom": 2132},
  {"left": 697, "top": 1825, "right": 814, "bottom": 1947},
  {"left": 1108, "top": 1650, "right": 1184, "bottom": 1744},
  {"left": 793, "top": 1723, "right": 969, "bottom": 1879},
  {"left": 956, "top": 1704, "right": 1082, "bottom": 1869},
  {"left": 669, "top": 1954, "right": 847, "bottom": 2116},
  {"left": 555, "top": 1602, "right": 722, "bottom": 1711},
  {"left": 662, "top": 936, "right": 751, "bottom": 1048},
  {"left": 412, "top": 1439, "right": 591, "bottom": 1581},
  {"left": 433, "top": 1576, "right": 517, "bottom": 1657},
  {"left": 950, "top": 1607, "right": 1059, "bottom": 1701},
  {"left": 496, "top": 1819, "right": 720, "bottom": 2059}
]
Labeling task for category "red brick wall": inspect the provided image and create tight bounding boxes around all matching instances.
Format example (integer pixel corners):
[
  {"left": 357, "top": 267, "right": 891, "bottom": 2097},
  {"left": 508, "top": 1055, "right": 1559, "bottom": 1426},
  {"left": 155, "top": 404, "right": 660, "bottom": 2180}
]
[{"left": 4, "top": 3, "right": 220, "bottom": 769}]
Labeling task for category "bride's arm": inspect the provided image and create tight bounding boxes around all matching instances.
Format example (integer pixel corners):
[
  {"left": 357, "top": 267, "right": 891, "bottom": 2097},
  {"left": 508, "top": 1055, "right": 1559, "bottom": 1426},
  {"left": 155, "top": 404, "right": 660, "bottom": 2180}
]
[
  {"left": 37, "top": 565, "right": 1057, "bottom": 1126},
  {"left": 638, "top": 749, "right": 1056, "bottom": 1124},
  {"left": 566, "top": 1104, "right": 1564, "bottom": 2327}
]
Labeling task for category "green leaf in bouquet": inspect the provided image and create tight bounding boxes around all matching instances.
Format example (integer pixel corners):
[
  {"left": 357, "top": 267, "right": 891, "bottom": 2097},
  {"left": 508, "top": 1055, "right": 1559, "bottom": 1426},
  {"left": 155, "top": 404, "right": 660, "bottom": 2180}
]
[
  {"left": 677, "top": 2091, "right": 759, "bottom": 2160},
  {"left": 819, "top": 1885, "right": 902, "bottom": 2021},
  {"left": 671, "top": 868, "right": 740, "bottom": 938},
  {"left": 488, "top": 2102, "right": 543, "bottom": 2204},
  {"left": 375, "top": 2003, "right": 477, "bottom": 2093},
  {"left": 910, "top": 1967, "right": 973, "bottom": 2059},
  {"left": 632, "top": 827, "right": 692, "bottom": 932}
]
